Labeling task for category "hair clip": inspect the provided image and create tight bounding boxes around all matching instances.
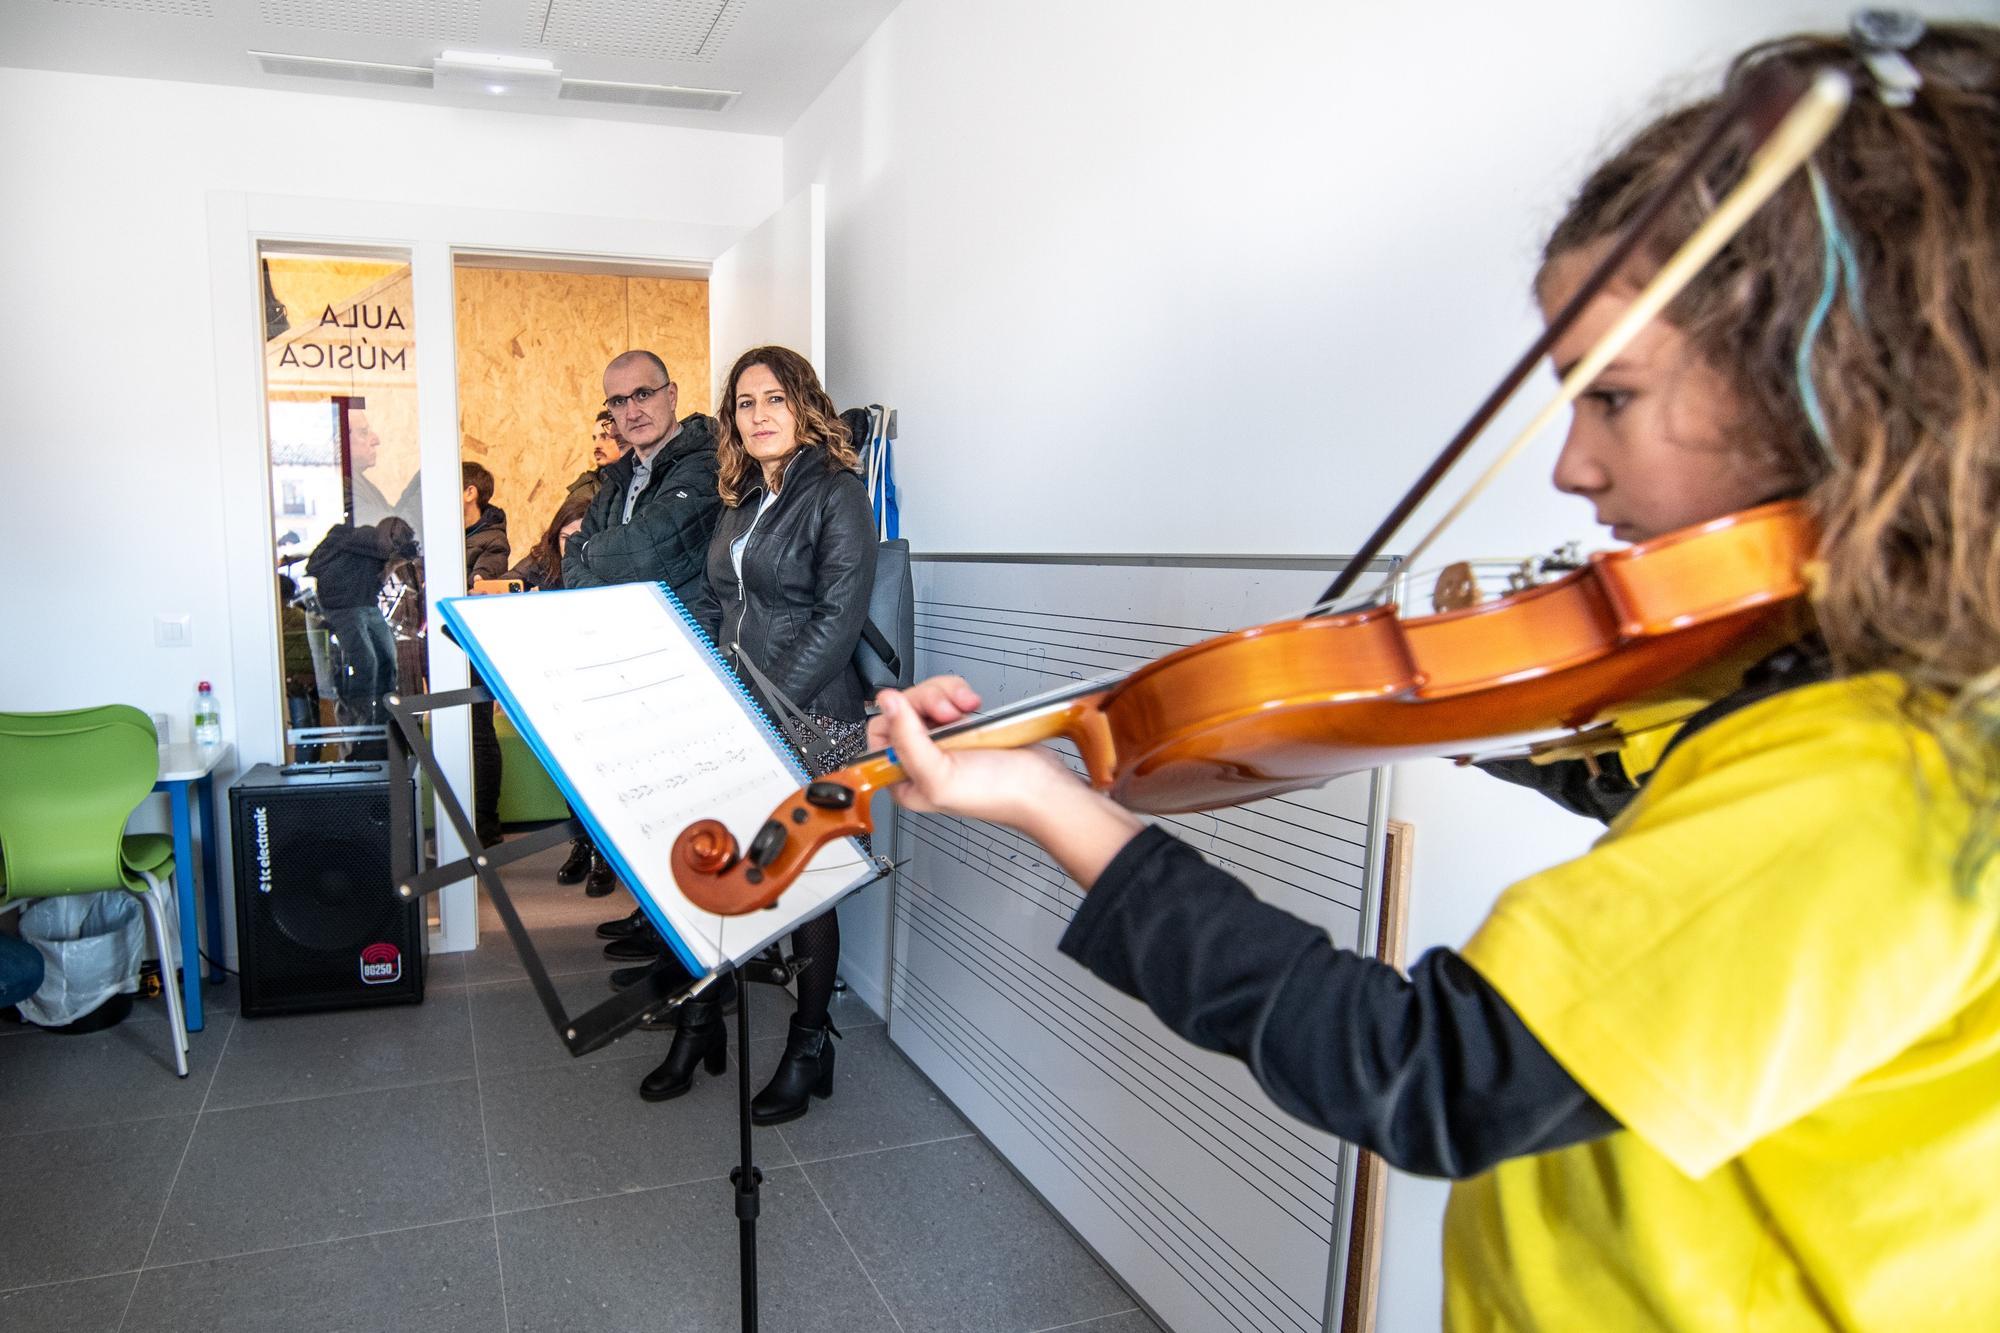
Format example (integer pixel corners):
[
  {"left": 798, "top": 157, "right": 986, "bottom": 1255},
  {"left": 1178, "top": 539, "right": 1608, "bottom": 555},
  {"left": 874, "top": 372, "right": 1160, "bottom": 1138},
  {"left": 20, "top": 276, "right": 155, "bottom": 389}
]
[{"left": 1850, "top": 8, "right": 1925, "bottom": 106}]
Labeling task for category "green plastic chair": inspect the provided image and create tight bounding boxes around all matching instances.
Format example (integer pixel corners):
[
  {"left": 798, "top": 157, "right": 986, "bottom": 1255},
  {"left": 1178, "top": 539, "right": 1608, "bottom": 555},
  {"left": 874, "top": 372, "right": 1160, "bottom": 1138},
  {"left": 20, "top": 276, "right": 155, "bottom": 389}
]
[{"left": 0, "top": 705, "right": 191, "bottom": 1076}]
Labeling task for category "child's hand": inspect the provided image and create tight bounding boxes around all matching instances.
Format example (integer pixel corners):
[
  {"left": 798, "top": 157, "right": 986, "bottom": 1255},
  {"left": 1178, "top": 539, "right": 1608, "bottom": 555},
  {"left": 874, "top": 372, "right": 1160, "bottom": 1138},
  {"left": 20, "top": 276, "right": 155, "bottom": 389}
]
[{"left": 875, "top": 687, "right": 1077, "bottom": 825}]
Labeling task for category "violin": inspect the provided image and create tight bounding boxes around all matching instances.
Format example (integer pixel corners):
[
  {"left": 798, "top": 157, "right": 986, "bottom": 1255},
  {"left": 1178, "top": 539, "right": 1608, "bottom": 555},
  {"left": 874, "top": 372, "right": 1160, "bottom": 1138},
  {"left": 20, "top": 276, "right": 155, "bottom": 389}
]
[
  {"left": 669, "top": 68, "right": 1850, "bottom": 916},
  {"left": 671, "top": 502, "right": 1815, "bottom": 913}
]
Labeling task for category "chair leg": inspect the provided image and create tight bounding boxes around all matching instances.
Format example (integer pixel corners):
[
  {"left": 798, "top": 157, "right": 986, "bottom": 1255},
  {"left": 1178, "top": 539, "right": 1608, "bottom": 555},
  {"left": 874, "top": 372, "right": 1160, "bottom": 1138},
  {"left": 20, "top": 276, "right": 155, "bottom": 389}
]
[
  {"left": 139, "top": 872, "right": 191, "bottom": 1077},
  {"left": 144, "top": 871, "right": 189, "bottom": 1055},
  {"left": 156, "top": 875, "right": 192, "bottom": 1054}
]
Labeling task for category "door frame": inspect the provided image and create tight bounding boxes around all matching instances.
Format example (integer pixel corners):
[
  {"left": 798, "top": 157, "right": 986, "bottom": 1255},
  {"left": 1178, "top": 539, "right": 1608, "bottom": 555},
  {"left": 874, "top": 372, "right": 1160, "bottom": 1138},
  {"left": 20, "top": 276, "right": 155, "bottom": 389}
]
[{"left": 206, "top": 191, "right": 751, "bottom": 953}]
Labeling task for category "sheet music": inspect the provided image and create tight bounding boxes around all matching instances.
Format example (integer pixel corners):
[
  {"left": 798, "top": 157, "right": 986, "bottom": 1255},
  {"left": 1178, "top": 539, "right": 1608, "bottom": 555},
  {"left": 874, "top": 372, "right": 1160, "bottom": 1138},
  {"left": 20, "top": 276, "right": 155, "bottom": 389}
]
[{"left": 439, "top": 583, "right": 873, "bottom": 975}]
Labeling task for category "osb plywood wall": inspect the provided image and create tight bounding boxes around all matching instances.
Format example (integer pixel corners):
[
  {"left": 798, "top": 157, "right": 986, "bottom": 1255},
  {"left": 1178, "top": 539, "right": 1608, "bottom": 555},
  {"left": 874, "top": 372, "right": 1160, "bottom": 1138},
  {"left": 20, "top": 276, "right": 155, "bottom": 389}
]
[
  {"left": 264, "top": 256, "right": 421, "bottom": 506},
  {"left": 455, "top": 268, "right": 709, "bottom": 548}
]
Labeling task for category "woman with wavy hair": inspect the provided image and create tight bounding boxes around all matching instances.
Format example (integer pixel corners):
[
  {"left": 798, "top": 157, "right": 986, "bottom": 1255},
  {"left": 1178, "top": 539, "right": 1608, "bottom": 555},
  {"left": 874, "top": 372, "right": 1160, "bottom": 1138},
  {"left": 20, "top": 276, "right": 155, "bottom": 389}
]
[
  {"left": 869, "top": 20, "right": 2000, "bottom": 1329},
  {"left": 644, "top": 345, "right": 877, "bottom": 1121}
]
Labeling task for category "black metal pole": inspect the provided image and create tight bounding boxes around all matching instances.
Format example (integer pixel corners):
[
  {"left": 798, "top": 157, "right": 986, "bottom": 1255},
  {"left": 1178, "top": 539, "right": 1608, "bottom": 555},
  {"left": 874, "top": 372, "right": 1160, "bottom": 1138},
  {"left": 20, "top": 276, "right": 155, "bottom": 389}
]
[{"left": 731, "top": 967, "right": 759, "bottom": 1332}]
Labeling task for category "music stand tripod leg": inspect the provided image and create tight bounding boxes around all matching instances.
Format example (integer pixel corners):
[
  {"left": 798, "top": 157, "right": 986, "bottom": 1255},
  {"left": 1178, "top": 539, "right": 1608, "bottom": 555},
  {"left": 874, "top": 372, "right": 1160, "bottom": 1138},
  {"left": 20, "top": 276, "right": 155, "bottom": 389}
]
[{"left": 731, "top": 966, "right": 761, "bottom": 1331}]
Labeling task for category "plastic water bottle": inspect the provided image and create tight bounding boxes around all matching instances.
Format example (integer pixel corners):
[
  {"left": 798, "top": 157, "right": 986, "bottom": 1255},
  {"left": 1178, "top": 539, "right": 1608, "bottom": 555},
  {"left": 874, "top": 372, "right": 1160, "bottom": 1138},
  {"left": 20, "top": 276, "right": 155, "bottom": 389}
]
[{"left": 192, "top": 681, "right": 222, "bottom": 748}]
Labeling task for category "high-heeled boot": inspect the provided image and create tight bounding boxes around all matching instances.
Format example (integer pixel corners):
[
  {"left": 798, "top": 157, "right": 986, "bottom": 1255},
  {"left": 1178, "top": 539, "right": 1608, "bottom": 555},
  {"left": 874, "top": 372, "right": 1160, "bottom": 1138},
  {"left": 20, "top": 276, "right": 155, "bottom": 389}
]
[
  {"left": 638, "top": 999, "right": 726, "bottom": 1102},
  {"left": 750, "top": 1015, "right": 840, "bottom": 1125}
]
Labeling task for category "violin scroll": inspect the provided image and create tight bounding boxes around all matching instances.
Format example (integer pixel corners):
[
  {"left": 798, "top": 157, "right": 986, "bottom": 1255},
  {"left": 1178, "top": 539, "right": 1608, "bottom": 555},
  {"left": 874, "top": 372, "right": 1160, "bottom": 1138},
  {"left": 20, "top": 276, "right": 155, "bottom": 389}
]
[
  {"left": 672, "top": 694, "right": 1117, "bottom": 914},
  {"left": 670, "top": 760, "right": 898, "bottom": 915}
]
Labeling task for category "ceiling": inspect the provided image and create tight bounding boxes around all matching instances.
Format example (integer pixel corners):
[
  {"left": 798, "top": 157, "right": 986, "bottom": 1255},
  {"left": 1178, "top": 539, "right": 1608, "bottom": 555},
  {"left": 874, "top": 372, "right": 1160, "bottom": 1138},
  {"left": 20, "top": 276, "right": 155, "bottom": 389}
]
[{"left": 0, "top": 0, "right": 903, "bottom": 134}]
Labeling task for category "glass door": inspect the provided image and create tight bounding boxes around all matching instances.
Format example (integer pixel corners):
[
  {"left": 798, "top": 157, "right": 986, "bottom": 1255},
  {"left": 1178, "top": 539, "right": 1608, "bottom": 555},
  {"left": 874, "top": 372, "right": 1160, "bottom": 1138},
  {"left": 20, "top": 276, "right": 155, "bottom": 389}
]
[{"left": 258, "top": 246, "right": 428, "bottom": 763}]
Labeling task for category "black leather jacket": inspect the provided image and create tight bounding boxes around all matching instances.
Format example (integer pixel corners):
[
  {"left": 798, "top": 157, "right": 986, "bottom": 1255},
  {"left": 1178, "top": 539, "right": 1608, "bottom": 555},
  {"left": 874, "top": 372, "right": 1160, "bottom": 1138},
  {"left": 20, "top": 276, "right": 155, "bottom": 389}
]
[
  {"left": 563, "top": 415, "right": 721, "bottom": 602},
  {"left": 686, "top": 447, "right": 878, "bottom": 723}
]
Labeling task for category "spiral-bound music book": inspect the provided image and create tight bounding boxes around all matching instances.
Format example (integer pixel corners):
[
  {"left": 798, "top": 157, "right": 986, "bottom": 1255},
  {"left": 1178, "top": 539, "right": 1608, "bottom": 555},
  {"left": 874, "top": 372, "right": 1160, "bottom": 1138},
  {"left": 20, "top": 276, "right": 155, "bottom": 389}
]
[{"left": 437, "top": 582, "right": 876, "bottom": 977}]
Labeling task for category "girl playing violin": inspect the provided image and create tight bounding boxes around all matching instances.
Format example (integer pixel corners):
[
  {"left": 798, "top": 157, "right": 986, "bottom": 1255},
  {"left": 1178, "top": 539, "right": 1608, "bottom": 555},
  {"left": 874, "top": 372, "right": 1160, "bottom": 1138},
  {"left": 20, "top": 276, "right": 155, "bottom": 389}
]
[{"left": 870, "top": 21, "right": 2000, "bottom": 1330}]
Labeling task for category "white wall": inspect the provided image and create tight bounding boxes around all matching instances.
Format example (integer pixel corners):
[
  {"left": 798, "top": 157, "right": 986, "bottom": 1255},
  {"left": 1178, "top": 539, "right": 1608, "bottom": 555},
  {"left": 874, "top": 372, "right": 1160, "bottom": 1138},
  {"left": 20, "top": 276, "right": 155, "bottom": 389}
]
[
  {"left": 0, "top": 66, "right": 781, "bottom": 820},
  {"left": 779, "top": 2, "right": 1975, "bottom": 1328}
]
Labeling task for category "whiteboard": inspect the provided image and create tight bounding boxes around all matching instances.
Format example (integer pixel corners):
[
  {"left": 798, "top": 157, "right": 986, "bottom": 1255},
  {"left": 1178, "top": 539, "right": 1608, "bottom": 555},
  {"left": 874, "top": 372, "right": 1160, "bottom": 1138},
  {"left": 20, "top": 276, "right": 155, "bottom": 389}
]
[{"left": 891, "top": 555, "right": 1395, "bottom": 1333}]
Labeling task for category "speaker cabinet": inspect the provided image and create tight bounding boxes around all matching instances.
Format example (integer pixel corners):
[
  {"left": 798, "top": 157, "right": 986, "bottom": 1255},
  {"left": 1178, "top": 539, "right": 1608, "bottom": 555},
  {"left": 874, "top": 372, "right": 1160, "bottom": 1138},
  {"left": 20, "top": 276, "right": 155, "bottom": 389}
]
[{"left": 229, "top": 762, "right": 424, "bottom": 1016}]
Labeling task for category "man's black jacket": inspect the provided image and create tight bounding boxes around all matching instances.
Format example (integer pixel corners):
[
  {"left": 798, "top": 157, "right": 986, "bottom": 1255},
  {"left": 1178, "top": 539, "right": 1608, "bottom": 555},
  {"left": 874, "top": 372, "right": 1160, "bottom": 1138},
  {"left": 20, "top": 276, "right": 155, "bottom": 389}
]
[
  {"left": 685, "top": 447, "right": 878, "bottom": 723},
  {"left": 563, "top": 415, "right": 721, "bottom": 601},
  {"left": 307, "top": 517, "right": 416, "bottom": 611}
]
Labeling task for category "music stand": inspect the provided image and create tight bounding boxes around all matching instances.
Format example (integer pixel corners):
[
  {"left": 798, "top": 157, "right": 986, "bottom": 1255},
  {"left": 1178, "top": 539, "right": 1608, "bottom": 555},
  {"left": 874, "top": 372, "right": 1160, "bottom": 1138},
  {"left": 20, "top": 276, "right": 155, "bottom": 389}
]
[{"left": 384, "top": 684, "right": 789, "bottom": 1332}]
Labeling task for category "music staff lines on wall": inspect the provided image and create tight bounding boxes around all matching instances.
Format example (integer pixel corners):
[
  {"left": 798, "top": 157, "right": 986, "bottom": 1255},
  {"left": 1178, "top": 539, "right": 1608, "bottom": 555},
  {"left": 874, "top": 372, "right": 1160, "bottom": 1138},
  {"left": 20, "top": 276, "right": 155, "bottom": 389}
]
[
  {"left": 892, "top": 964, "right": 1322, "bottom": 1333},
  {"left": 920, "top": 598, "right": 1228, "bottom": 641},
  {"left": 912, "top": 620, "right": 1199, "bottom": 675},
  {"left": 912, "top": 633, "right": 1120, "bottom": 682},
  {"left": 888, "top": 924, "right": 1336, "bottom": 1280},
  {"left": 898, "top": 879, "right": 1340, "bottom": 1221},
  {"left": 903, "top": 819, "right": 1079, "bottom": 924},
  {"left": 892, "top": 557, "right": 1392, "bottom": 1333},
  {"left": 1222, "top": 797, "right": 1371, "bottom": 852},
  {"left": 1168, "top": 799, "right": 1372, "bottom": 870},
  {"left": 899, "top": 871, "right": 1337, "bottom": 1172},
  {"left": 916, "top": 609, "right": 1197, "bottom": 655},
  {"left": 913, "top": 812, "right": 1085, "bottom": 912},
  {"left": 1152, "top": 811, "right": 1367, "bottom": 908}
]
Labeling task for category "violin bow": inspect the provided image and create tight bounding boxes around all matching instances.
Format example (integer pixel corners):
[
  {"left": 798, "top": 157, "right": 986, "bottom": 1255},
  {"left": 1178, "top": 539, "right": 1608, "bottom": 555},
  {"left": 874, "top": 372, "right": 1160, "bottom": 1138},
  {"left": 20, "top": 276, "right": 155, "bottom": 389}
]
[{"left": 1316, "top": 64, "right": 1851, "bottom": 609}]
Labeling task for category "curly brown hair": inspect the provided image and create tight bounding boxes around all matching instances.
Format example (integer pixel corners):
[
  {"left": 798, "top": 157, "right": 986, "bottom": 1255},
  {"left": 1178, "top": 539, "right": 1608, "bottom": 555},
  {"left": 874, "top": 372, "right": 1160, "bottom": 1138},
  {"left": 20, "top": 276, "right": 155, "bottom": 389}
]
[
  {"left": 1544, "top": 22, "right": 2000, "bottom": 884},
  {"left": 714, "top": 346, "right": 857, "bottom": 506}
]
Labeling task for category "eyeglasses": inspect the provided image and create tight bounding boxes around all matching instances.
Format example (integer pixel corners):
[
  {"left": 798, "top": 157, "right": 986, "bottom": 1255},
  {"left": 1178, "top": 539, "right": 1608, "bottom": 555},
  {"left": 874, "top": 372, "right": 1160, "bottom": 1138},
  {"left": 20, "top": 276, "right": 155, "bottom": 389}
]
[{"left": 604, "top": 384, "right": 669, "bottom": 412}]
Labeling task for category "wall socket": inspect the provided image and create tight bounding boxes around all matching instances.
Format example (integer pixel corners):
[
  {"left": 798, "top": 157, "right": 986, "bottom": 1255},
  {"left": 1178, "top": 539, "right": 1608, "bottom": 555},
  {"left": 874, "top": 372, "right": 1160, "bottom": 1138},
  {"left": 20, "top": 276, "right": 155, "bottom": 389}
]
[{"left": 155, "top": 614, "right": 191, "bottom": 648}]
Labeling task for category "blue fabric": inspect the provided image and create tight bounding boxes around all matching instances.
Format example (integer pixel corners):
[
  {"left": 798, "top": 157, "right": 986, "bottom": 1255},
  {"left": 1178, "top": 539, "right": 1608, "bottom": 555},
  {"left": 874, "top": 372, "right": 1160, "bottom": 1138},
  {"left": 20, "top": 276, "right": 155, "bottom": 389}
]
[
  {"left": 861, "top": 422, "right": 900, "bottom": 541},
  {"left": 0, "top": 934, "right": 44, "bottom": 1008}
]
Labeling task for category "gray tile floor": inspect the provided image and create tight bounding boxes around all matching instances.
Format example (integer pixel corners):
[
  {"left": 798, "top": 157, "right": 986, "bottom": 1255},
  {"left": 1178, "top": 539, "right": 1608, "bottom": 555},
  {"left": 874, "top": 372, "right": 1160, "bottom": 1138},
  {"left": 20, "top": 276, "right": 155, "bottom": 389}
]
[{"left": 0, "top": 839, "right": 1163, "bottom": 1333}]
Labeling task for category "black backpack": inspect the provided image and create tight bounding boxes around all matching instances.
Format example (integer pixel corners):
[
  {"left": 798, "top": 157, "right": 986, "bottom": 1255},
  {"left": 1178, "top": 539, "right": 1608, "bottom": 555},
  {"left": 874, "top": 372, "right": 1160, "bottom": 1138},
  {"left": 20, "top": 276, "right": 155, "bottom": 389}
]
[{"left": 855, "top": 538, "right": 914, "bottom": 691}]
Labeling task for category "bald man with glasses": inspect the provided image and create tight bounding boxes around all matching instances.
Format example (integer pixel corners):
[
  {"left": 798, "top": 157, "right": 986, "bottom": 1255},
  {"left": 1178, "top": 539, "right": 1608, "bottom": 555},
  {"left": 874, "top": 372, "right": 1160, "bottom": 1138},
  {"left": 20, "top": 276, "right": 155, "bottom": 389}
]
[
  {"left": 562, "top": 350, "right": 722, "bottom": 601},
  {"left": 564, "top": 350, "right": 725, "bottom": 961}
]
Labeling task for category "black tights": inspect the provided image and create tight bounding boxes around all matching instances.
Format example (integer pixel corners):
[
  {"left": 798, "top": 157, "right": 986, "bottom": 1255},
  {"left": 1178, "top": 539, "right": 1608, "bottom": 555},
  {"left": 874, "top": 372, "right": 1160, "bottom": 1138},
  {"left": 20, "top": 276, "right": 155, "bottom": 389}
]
[{"left": 790, "top": 907, "right": 839, "bottom": 1026}]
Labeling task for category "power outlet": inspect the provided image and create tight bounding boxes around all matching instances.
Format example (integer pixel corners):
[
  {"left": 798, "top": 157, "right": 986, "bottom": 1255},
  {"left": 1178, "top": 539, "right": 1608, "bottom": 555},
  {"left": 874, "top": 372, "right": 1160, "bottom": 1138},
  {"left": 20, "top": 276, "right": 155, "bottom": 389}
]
[{"left": 155, "top": 614, "right": 191, "bottom": 648}]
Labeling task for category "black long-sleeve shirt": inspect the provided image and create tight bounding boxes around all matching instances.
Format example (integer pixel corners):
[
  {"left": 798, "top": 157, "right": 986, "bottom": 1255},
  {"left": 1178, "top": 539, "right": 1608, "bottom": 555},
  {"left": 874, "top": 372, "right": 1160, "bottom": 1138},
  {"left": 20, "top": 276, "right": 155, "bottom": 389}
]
[{"left": 1057, "top": 826, "right": 1618, "bottom": 1178}]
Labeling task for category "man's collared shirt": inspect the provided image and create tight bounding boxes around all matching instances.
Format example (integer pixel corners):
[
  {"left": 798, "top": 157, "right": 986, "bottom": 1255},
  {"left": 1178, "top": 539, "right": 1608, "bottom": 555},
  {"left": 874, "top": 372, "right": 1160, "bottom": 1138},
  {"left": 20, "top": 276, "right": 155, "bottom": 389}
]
[{"left": 619, "top": 420, "right": 682, "bottom": 524}]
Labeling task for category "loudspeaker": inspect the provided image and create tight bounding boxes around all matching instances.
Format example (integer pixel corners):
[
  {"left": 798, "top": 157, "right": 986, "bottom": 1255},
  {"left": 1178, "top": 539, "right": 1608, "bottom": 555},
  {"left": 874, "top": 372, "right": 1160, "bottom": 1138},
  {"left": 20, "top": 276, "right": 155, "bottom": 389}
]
[{"left": 229, "top": 762, "right": 424, "bottom": 1016}]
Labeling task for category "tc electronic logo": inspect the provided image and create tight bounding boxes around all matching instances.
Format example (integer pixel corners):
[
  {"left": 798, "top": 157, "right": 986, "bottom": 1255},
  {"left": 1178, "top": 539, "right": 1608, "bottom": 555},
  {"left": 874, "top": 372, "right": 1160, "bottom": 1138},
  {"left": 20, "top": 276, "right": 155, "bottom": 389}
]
[
  {"left": 253, "top": 806, "right": 273, "bottom": 893},
  {"left": 359, "top": 942, "right": 403, "bottom": 985}
]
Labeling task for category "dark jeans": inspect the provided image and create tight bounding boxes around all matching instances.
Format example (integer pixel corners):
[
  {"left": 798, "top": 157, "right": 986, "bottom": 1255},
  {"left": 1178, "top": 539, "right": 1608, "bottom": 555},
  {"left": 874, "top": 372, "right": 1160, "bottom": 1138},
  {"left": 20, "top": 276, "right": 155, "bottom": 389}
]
[
  {"left": 0, "top": 935, "right": 44, "bottom": 1009},
  {"left": 322, "top": 605, "right": 396, "bottom": 725}
]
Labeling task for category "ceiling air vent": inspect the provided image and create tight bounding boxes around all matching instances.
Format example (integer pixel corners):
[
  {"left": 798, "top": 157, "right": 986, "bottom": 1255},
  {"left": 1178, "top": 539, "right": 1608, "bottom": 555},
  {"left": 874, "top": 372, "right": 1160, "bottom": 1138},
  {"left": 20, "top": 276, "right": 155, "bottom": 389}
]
[
  {"left": 559, "top": 78, "right": 738, "bottom": 112},
  {"left": 252, "top": 51, "right": 433, "bottom": 89}
]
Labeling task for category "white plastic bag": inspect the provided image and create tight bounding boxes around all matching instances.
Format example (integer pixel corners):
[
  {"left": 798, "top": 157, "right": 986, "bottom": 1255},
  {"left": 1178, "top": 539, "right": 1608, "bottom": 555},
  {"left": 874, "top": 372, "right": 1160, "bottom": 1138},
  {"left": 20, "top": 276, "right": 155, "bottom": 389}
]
[{"left": 16, "top": 892, "right": 144, "bottom": 1027}]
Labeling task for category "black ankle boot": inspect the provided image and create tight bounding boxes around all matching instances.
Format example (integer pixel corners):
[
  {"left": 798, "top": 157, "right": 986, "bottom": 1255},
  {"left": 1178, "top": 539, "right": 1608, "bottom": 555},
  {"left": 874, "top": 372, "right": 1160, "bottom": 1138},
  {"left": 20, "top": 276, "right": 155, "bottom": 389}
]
[
  {"left": 596, "top": 908, "right": 646, "bottom": 941},
  {"left": 604, "top": 923, "right": 665, "bottom": 960},
  {"left": 556, "top": 838, "right": 592, "bottom": 884},
  {"left": 584, "top": 853, "right": 617, "bottom": 897},
  {"left": 750, "top": 1015, "right": 840, "bottom": 1125},
  {"left": 639, "top": 1000, "right": 726, "bottom": 1102}
]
